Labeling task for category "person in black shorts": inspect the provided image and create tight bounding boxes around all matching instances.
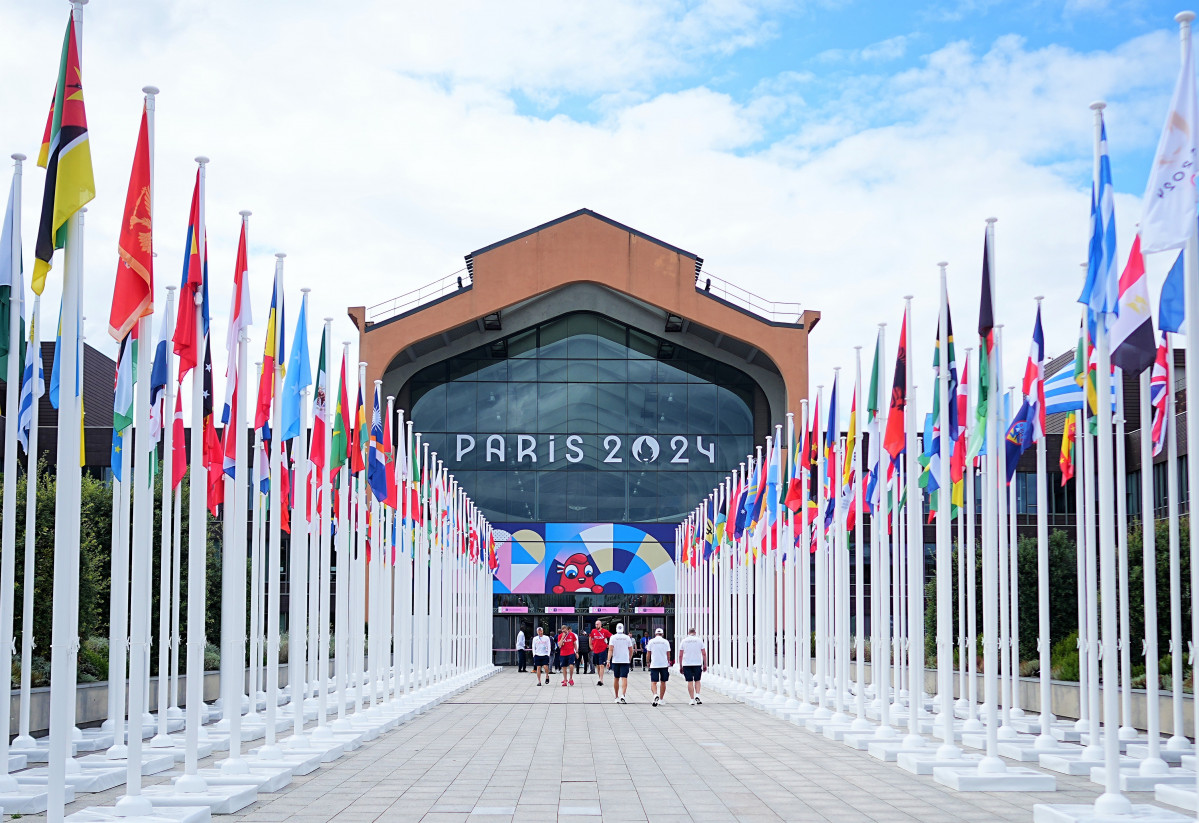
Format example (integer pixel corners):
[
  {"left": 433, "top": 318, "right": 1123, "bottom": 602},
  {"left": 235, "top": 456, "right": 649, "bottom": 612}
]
[
  {"left": 646, "top": 627, "right": 671, "bottom": 706},
  {"left": 607, "top": 623, "right": 635, "bottom": 704},
  {"left": 530, "top": 627, "right": 552, "bottom": 686},
  {"left": 588, "top": 619, "right": 612, "bottom": 686},
  {"left": 677, "top": 627, "right": 708, "bottom": 705}
]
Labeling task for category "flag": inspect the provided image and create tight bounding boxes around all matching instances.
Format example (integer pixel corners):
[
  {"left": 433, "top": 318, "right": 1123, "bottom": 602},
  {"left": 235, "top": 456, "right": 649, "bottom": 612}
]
[
  {"left": 111, "top": 427, "right": 125, "bottom": 483},
  {"left": 171, "top": 392, "right": 186, "bottom": 490},
  {"left": 383, "top": 397, "right": 398, "bottom": 509},
  {"left": 1059, "top": 413, "right": 1077, "bottom": 486},
  {"left": 882, "top": 309, "right": 907, "bottom": 463},
  {"left": 368, "top": 385, "right": 387, "bottom": 502},
  {"left": 203, "top": 339, "right": 223, "bottom": 514},
  {"left": 1110, "top": 234, "right": 1156, "bottom": 374},
  {"left": 32, "top": 15, "right": 95, "bottom": 296},
  {"left": 1022, "top": 306, "right": 1047, "bottom": 441},
  {"left": 255, "top": 271, "right": 284, "bottom": 436},
  {"left": 220, "top": 217, "right": 252, "bottom": 445},
  {"left": 350, "top": 385, "right": 367, "bottom": 475},
  {"left": 1043, "top": 364, "right": 1115, "bottom": 415},
  {"left": 1150, "top": 334, "right": 1170, "bottom": 457},
  {"left": 112, "top": 331, "right": 135, "bottom": 432},
  {"left": 331, "top": 351, "right": 349, "bottom": 469},
  {"left": 109, "top": 103, "right": 153, "bottom": 341},
  {"left": 865, "top": 333, "right": 882, "bottom": 513},
  {"left": 968, "top": 232, "right": 994, "bottom": 460},
  {"left": 0, "top": 172, "right": 25, "bottom": 380},
  {"left": 16, "top": 318, "right": 43, "bottom": 453},
  {"left": 950, "top": 353, "right": 969, "bottom": 511},
  {"left": 310, "top": 332, "right": 328, "bottom": 478},
  {"left": 171, "top": 171, "right": 207, "bottom": 376},
  {"left": 1079, "top": 118, "right": 1118, "bottom": 321},
  {"left": 148, "top": 317, "right": 168, "bottom": 448},
  {"left": 1004, "top": 400, "right": 1034, "bottom": 481},
  {"left": 1159, "top": 251, "right": 1185, "bottom": 335},
  {"left": 280, "top": 292, "right": 311, "bottom": 441},
  {"left": 1140, "top": 28, "right": 1198, "bottom": 254}
]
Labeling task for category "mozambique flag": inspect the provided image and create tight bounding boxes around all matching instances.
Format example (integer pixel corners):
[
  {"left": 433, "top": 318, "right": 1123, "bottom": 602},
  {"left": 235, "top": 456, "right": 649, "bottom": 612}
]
[{"left": 33, "top": 14, "right": 95, "bottom": 296}]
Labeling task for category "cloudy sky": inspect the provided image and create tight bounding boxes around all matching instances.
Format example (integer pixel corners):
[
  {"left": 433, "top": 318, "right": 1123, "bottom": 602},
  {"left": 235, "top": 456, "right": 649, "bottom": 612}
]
[{"left": 0, "top": 0, "right": 1186, "bottom": 419}]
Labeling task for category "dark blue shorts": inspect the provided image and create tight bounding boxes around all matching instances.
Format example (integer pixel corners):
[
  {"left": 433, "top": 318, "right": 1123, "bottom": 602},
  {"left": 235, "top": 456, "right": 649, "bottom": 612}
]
[
  {"left": 532, "top": 655, "right": 550, "bottom": 668},
  {"left": 610, "top": 662, "right": 630, "bottom": 679},
  {"left": 560, "top": 654, "right": 577, "bottom": 667},
  {"left": 682, "top": 666, "right": 703, "bottom": 682},
  {"left": 592, "top": 650, "right": 608, "bottom": 666},
  {"left": 650, "top": 667, "right": 670, "bottom": 683}
]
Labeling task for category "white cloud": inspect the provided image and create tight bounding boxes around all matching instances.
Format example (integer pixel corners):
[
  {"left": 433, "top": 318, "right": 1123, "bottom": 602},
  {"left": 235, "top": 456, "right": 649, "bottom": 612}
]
[
  {"left": 817, "top": 33, "right": 918, "bottom": 63},
  {"left": 0, "top": 0, "right": 1182, "bottom": 437}
]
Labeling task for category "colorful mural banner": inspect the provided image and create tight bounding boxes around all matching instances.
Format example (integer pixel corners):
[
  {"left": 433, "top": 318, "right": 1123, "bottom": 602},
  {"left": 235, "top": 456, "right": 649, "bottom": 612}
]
[{"left": 491, "top": 522, "right": 676, "bottom": 595}]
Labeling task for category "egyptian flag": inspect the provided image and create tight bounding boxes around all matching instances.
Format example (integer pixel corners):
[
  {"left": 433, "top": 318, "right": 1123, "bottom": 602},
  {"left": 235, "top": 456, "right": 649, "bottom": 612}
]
[
  {"left": 33, "top": 14, "right": 95, "bottom": 296},
  {"left": 109, "top": 103, "right": 153, "bottom": 341},
  {"left": 882, "top": 308, "right": 908, "bottom": 465},
  {"left": 1110, "top": 235, "right": 1156, "bottom": 375}
]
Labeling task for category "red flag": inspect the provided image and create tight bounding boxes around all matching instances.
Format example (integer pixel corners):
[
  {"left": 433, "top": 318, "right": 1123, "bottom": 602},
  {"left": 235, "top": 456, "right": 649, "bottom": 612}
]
[
  {"left": 171, "top": 392, "right": 186, "bottom": 490},
  {"left": 882, "top": 309, "right": 908, "bottom": 463},
  {"left": 109, "top": 103, "right": 153, "bottom": 341},
  {"left": 172, "top": 171, "right": 203, "bottom": 376}
]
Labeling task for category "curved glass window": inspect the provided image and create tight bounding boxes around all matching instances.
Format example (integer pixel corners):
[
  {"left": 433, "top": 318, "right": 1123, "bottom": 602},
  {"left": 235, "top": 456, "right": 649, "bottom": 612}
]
[{"left": 405, "top": 312, "right": 757, "bottom": 523}]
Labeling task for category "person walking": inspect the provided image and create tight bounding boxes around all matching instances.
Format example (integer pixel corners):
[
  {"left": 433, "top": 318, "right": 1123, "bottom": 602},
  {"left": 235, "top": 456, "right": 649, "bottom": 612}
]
[
  {"left": 515, "top": 626, "right": 527, "bottom": 673},
  {"left": 608, "top": 623, "right": 635, "bottom": 704},
  {"left": 531, "top": 627, "right": 552, "bottom": 686},
  {"left": 677, "top": 627, "right": 708, "bottom": 705},
  {"left": 646, "top": 627, "right": 671, "bottom": 706},
  {"left": 557, "top": 625, "right": 579, "bottom": 686},
  {"left": 589, "top": 619, "right": 612, "bottom": 686},
  {"left": 551, "top": 631, "right": 561, "bottom": 673}
]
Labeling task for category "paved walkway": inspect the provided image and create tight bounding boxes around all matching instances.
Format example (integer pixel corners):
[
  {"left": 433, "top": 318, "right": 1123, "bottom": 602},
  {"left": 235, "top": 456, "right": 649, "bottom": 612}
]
[{"left": 17, "top": 670, "right": 1123, "bottom": 823}]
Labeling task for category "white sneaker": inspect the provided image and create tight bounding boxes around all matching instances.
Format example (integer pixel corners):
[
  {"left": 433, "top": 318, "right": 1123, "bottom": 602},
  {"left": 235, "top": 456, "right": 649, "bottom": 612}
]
[
  {"left": 689, "top": 698, "right": 697, "bottom": 705},
  {"left": 619, "top": 695, "right": 627, "bottom": 704},
  {"left": 614, "top": 697, "right": 621, "bottom": 704},
  {"left": 695, "top": 696, "right": 703, "bottom": 705},
  {"left": 652, "top": 695, "right": 660, "bottom": 707}
]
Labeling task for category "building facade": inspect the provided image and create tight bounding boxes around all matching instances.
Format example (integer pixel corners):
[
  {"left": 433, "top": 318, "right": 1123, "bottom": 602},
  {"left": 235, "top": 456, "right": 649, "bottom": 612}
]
[{"left": 350, "top": 210, "right": 819, "bottom": 656}]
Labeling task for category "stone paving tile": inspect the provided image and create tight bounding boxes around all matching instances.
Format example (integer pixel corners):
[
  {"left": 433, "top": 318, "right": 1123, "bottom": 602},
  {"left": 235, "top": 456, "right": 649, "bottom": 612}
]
[{"left": 9, "top": 670, "right": 1189, "bottom": 823}]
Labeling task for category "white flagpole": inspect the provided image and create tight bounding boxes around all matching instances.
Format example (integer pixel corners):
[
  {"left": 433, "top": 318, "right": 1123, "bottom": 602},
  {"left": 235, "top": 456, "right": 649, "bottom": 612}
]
[
  {"left": 1007, "top": 385, "right": 1022, "bottom": 721},
  {"left": 0, "top": 153, "right": 24, "bottom": 793},
  {"left": 902, "top": 296, "right": 925, "bottom": 751},
  {"left": 171, "top": 466, "right": 184, "bottom": 718},
  {"left": 14, "top": 295, "right": 42, "bottom": 751},
  {"left": 874, "top": 322, "right": 895, "bottom": 739},
  {"left": 332, "top": 345, "right": 352, "bottom": 728},
  {"left": 387, "top": 396, "right": 399, "bottom": 702},
  {"left": 935, "top": 264, "right": 959, "bottom": 758},
  {"left": 1032, "top": 300, "right": 1056, "bottom": 751},
  {"left": 401, "top": 419, "right": 414, "bottom": 697},
  {"left": 220, "top": 212, "right": 252, "bottom": 770},
  {"left": 785, "top": 412, "right": 800, "bottom": 709},
  {"left": 248, "top": 363, "right": 264, "bottom": 719},
  {"left": 258, "top": 252, "right": 286, "bottom": 762},
  {"left": 962, "top": 347, "right": 981, "bottom": 733},
  {"left": 151, "top": 285, "right": 177, "bottom": 748},
  {"left": 1164, "top": 330, "right": 1187, "bottom": 752},
  {"left": 312, "top": 319, "right": 335, "bottom": 738},
  {"left": 813, "top": 392, "right": 828, "bottom": 716},
  {"left": 287, "top": 289, "right": 312, "bottom": 747},
  {"left": 177, "top": 156, "right": 210, "bottom": 792},
  {"left": 1178, "top": 13, "right": 1199, "bottom": 810},
  {"left": 1114, "top": 369, "right": 1135, "bottom": 739},
  {"left": 1081, "top": 402, "right": 1099, "bottom": 751},
  {"left": 1137, "top": 366, "right": 1168, "bottom": 775},
  {"left": 852, "top": 347, "right": 869, "bottom": 730},
  {"left": 995, "top": 334, "right": 1013, "bottom": 740},
  {"left": 977, "top": 218, "right": 1004, "bottom": 776},
  {"left": 416, "top": 437, "right": 428, "bottom": 692},
  {"left": 105, "top": 386, "right": 132, "bottom": 754}
]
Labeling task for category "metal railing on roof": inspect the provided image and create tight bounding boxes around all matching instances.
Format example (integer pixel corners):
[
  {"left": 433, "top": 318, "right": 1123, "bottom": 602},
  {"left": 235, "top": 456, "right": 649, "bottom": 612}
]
[
  {"left": 693, "top": 269, "right": 804, "bottom": 326},
  {"left": 365, "top": 268, "right": 472, "bottom": 324}
]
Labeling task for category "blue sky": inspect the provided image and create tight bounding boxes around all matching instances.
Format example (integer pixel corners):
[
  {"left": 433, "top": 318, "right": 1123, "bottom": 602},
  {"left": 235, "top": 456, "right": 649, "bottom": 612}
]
[{"left": 0, "top": 0, "right": 1188, "bottom": 412}]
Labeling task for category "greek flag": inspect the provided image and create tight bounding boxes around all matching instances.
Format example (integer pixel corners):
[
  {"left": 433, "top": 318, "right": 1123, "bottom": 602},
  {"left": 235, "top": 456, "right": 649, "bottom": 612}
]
[
  {"left": 17, "top": 331, "right": 43, "bottom": 453},
  {"left": 1043, "top": 367, "right": 1115, "bottom": 416}
]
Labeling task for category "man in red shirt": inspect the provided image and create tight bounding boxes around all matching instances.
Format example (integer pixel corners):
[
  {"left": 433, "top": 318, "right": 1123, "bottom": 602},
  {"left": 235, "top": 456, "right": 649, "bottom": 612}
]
[
  {"left": 557, "top": 626, "right": 579, "bottom": 686},
  {"left": 588, "top": 619, "right": 612, "bottom": 687}
]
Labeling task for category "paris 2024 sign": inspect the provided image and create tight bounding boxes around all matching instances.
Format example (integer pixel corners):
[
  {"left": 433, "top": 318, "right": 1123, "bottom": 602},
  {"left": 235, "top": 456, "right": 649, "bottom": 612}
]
[{"left": 491, "top": 522, "right": 676, "bottom": 595}]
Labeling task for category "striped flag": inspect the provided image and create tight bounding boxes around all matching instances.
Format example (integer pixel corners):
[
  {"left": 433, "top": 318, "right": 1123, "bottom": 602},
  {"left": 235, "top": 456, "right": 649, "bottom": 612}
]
[
  {"left": 1021, "top": 306, "right": 1046, "bottom": 441},
  {"left": 1110, "top": 234, "right": 1156, "bottom": 374},
  {"left": 32, "top": 14, "right": 95, "bottom": 296},
  {"left": 1079, "top": 117, "right": 1118, "bottom": 321},
  {"left": 16, "top": 318, "right": 43, "bottom": 453},
  {"left": 1043, "top": 365, "right": 1115, "bottom": 416}
]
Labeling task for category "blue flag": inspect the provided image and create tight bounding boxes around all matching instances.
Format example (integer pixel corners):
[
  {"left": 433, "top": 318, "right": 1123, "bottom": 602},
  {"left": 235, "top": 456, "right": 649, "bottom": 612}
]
[
  {"left": 280, "top": 293, "right": 312, "bottom": 441},
  {"left": 1079, "top": 121, "right": 1118, "bottom": 322},
  {"left": 1004, "top": 400, "right": 1035, "bottom": 482},
  {"left": 1159, "top": 250, "right": 1185, "bottom": 335}
]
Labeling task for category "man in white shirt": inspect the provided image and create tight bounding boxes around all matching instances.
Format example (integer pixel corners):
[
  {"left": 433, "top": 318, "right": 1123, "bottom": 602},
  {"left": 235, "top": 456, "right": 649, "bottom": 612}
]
[
  {"left": 607, "top": 623, "right": 635, "bottom": 704},
  {"left": 646, "top": 627, "right": 672, "bottom": 707},
  {"left": 515, "top": 628, "right": 527, "bottom": 672},
  {"left": 677, "top": 627, "right": 708, "bottom": 705},
  {"left": 530, "top": 627, "right": 552, "bottom": 686}
]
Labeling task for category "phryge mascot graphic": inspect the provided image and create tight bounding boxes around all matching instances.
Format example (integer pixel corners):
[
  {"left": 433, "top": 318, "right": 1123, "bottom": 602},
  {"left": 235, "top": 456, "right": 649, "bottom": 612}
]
[{"left": 552, "top": 552, "right": 604, "bottom": 594}]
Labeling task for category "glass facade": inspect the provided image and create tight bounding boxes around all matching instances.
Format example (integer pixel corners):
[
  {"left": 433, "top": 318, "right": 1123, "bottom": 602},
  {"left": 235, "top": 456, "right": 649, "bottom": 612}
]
[{"left": 404, "top": 311, "right": 760, "bottom": 524}]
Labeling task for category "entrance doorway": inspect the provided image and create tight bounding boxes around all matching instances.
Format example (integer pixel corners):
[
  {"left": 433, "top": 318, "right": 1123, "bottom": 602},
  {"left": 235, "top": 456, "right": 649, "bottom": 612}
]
[{"left": 492, "top": 613, "right": 673, "bottom": 668}]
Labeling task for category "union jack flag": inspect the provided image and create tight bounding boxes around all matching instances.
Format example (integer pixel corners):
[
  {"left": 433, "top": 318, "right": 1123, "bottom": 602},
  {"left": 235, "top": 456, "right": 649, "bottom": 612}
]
[{"left": 1150, "top": 334, "right": 1170, "bottom": 457}]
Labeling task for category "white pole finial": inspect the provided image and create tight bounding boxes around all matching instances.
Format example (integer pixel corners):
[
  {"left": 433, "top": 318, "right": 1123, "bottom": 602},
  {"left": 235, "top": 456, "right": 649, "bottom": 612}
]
[
  {"left": 937, "top": 261, "right": 948, "bottom": 269},
  {"left": 142, "top": 85, "right": 159, "bottom": 96},
  {"left": 239, "top": 209, "right": 252, "bottom": 218},
  {"left": 301, "top": 287, "right": 312, "bottom": 295},
  {"left": 1035, "top": 295, "right": 1044, "bottom": 303},
  {"left": 986, "top": 217, "right": 998, "bottom": 224},
  {"left": 324, "top": 317, "right": 333, "bottom": 323},
  {"left": 1090, "top": 100, "right": 1107, "bottom": 112},
  {"left": 11, "top": 153, "right": 25, "bottom": 163},
  {"left": 195, "top": 156, "right": 209, "bottom": 166},
  {"left": 275, "top": 252, "right": 286, "bottom": 260},
  {"left": 1177, "top": 10, "right": 1195, "bottom": 22}
]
